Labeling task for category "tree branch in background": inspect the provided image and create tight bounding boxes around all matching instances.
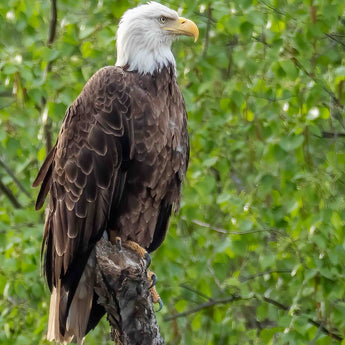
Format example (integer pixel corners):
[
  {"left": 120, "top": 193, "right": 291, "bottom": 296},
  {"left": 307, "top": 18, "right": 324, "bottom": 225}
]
[
  {"left": 202, "top": 4, "right": 212, "bottom": 57},
  {"left": 95, "top": 238, "right": 165, "bottom": 345},
  {"left": 189, "top": 218, "right": 286, "bottom": 236},
  {"left": 261, "top": 297, "right": 342, "bottom": 342},
  {"left": 0, "top": 157, "right": 31, "bottom": 198},
  {"left": 239, "top": 269, "right": 292, "bottom": 282},
  {"left": 247, "top": 9, "right": 345, "bottom": 128},
  {"left": 42, "top": 106, "right": 53, "bottom": 154},
  {"left": 47, "top": 0, "right": 57, "bottom": 46},
  {"left": 179, "top": 283, "right": 212, "bottom": 301},
  {"left": 188, "top": 218, "right": 306, "bottom": 268},
  {"left": 0, "top": 178, "right": 22, "bottom": 209},
  {"left": 164, "top": 292, "right": 343, "bottom": 342},
  {"left": 325, "top": 33, "right": 345, "bottom": 50},
  {"left": 41, "top": 0, "right": 58, "bottom": 154},
  {"left": 291, "top": 56, "right": 344, "bottom": 111},
  {"left": 320, "top": 131, "right": 345, "bottom": 138},
  {"left": 258, "top": 0, "right": 296, "bottom": 21},
  {"left": 163, "top": 294, "right": 244, "bottom": 321}
]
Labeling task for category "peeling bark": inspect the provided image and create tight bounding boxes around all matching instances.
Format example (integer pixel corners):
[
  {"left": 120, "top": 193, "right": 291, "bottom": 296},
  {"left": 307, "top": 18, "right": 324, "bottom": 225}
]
[{"left": 95, "top": 238, "right": 165, "bottom": 345}]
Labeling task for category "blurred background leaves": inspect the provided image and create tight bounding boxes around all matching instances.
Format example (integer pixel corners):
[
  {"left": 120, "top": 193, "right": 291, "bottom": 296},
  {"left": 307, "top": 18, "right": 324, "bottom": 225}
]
[{"left": 1, "top": 0, "right": 345, "bottom": 344}]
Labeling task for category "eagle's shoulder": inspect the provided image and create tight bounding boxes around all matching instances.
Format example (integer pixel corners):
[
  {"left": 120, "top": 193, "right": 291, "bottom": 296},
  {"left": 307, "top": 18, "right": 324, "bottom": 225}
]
[{"left": 86, "top": 65, "right": 126, "bottom": 82}]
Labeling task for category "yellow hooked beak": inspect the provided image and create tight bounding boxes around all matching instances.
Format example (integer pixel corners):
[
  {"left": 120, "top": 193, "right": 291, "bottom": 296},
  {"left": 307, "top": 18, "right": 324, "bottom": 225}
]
[{"left": 162, "top": 17, "right": 199, "bottom": 42}]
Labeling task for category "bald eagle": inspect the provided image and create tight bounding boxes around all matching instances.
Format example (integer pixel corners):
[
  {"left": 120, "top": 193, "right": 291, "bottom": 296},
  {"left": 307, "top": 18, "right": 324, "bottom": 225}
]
[{"left": 33, "top": 2, "right": 198, "bottom": 344}]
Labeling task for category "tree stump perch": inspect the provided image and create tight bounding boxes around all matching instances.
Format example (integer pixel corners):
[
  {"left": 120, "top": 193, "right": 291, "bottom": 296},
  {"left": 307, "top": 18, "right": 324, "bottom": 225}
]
[{"left": 94, "top": 238, "right": 165, "bottom": 345}]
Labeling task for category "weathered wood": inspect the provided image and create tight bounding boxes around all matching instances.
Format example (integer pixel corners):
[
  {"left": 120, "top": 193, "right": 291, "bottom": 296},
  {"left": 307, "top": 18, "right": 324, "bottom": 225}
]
[{"left": 95, "top": 238, "right": 165, "bottom": 345}]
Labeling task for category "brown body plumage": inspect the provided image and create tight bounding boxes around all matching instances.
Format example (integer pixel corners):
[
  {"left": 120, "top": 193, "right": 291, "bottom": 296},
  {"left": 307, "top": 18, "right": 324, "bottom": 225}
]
[{"left": 34, "top": 64, "right": 189, "bottom": 343}]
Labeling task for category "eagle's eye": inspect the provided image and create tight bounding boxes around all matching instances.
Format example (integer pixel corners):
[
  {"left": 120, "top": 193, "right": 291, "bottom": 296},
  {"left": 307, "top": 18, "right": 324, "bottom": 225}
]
[{"left": 159, "top": 16, "right": 167, "bottom": 24}]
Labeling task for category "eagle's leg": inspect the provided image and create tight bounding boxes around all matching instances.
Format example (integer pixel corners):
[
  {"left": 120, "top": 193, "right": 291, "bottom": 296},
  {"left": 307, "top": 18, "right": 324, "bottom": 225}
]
[{"left": 114, "top": 237, "right": 163, "bottom": 310}]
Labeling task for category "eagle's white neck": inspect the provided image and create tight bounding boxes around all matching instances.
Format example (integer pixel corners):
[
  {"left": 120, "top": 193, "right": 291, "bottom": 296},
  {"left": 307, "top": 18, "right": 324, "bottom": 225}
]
[{"left": 115, "top": 36, "right": 176, "bottom": 75}]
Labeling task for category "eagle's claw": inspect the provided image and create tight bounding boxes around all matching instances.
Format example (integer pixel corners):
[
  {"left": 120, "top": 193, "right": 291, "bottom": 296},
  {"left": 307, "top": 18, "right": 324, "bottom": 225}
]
[
  {"left": 144, "top": 252, "right": 151, "bottom": 267},
  {"left": 156, "top": 298, "right": 163, "bottom": 312},
  {"left": 149, "top": 273, "right": 157, "bottom": 288},
  {"left": 156, "top": 297, "right": 164, "bottom": 313}
]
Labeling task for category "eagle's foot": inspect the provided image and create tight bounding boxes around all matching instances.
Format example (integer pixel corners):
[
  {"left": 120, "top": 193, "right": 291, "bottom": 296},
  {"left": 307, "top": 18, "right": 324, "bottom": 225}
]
[
  {"left": 113, "top": 238, "right": 162, "bottom": 310},
  {"left": 121, "top": 240, "right": 148, "bottom": 258},
  {"left": 148, "top": 270, "right": 163, "bottom": 312},
  {"left": 114, "top": 239, "right": 151, "bottom": 266}
]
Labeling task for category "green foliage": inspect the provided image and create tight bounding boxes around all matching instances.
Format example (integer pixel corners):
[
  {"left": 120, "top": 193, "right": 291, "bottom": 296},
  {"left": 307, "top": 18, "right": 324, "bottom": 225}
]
[{"left": 1, "top": 0, "right": 345, "bottom": 344}]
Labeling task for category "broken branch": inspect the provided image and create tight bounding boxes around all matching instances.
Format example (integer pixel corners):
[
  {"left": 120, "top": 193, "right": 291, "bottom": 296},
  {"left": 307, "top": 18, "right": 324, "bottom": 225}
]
[{"left": 94, "top": 238, "right": 165, "bottom": 345}]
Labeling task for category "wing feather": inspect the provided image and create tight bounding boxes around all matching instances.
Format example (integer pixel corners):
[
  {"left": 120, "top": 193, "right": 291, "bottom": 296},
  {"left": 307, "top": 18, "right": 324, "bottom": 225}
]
[
  {"left": 35, "top": 164, "right": 53, "bottom": 210},
  {"left": 32, "top": 146, "right": 56, "bottom": 188},
  {"left": 34, "top": 66, "right": 132, "bottom": 341}
]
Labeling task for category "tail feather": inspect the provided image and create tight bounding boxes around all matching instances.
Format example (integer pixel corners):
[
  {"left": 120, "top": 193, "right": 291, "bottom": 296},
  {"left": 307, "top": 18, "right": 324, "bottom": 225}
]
[
  {"left": 47, "top": 281, "right": 73, "bottom": 344},
  {"left": 47, "top": 250, "right": 96, "bottom": 344}
]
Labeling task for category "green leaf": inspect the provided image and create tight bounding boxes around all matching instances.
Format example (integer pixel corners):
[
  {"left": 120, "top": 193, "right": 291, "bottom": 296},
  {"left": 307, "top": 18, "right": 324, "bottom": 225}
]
[
  {"left": 279, "top": 135, "right": 304, "bottom": 151},
  {"left": 191, "top": 313, "right": 202, "bottom": 331}
]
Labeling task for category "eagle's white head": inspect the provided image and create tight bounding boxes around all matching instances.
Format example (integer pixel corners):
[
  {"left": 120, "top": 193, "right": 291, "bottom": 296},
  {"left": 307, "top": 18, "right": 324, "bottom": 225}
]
[{"left": 115, "top": 2, "right": 198, "bottom": 75}]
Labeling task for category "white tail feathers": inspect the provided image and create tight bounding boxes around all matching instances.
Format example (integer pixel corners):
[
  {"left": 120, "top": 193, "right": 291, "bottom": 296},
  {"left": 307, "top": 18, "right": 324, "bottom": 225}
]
[{"left": 47, "top": 251, "right": 96, "bottom": 345}]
